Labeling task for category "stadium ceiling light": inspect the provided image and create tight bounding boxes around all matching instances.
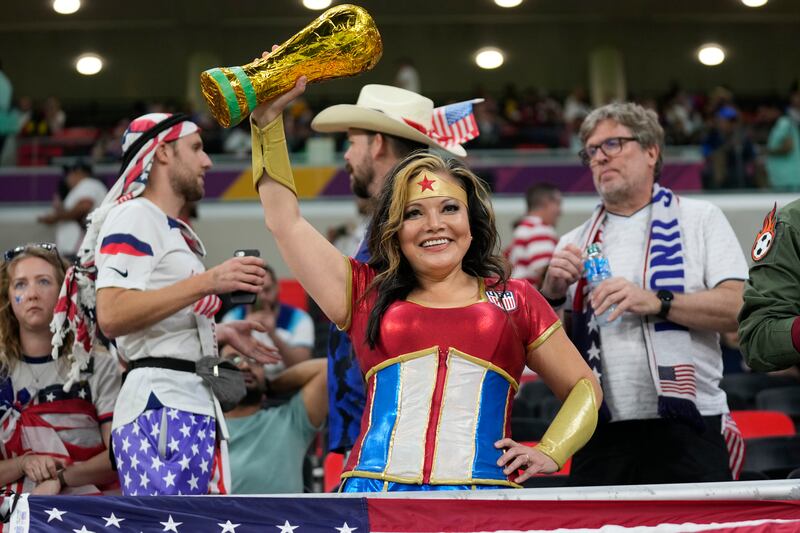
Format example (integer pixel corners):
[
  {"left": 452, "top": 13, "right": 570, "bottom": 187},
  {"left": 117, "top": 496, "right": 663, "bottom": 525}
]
[
  {"left": 494, "top": 0, "right": 523, "bottom": 7},
  {"left": 697, "top": 44, "right": 725, "bottom": 66},
  {"left": 302, "top": 0, "right": 332, "bottom": 9},
  {"left": 76, "top": 53, "right": 103, "bottom": 75},
  {"left": 52, "top": 0, "right": 81, "bottom": 15},
  {"left": 475, "top": 47, "right": 505, "bottom": 69},
  {"left": 741, "top": 0, "right": 768, "bottom": 7}
]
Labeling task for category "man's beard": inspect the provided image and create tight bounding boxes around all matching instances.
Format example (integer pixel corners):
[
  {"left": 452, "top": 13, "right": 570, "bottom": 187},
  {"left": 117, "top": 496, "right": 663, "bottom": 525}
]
[
  {"left": 170, "top": 172, "right": 204, "bottom": 203},
  {"left": 239, "top": 386, "right": 264, "bottom": 407},
  {"left": 346, "top": 163, "right": 373, "bottom": 200}
]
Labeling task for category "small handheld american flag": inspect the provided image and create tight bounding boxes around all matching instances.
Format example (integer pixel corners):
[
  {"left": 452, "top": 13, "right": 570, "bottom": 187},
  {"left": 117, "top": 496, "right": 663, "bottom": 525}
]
[{"left": 430, "top": 98, "right": 483, "bottom": 149}]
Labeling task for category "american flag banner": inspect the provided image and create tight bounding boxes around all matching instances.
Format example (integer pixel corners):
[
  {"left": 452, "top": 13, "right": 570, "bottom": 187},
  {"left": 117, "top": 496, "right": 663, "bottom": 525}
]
[
  {"left": 430, "top": 99, "right": 482, "bottom": 149},
  {"left": 4, "top": 491, "right": 800, "bottom": 533}
]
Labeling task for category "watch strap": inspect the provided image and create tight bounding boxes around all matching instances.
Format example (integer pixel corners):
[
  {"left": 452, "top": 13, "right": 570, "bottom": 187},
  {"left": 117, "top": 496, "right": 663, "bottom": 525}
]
[{"left": 657, "top": 291, "right": 673, "bottom": 319}]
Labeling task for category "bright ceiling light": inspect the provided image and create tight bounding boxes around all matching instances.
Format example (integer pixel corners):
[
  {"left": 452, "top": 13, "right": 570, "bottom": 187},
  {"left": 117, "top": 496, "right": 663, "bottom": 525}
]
[
  {"left": 741, "top": 0, "right": 768, "bottom": 7},
  {"left": 76, "top": 54, "right": 103, "bottom": 75},
  {"left": 52, "top": 0, "right": 81, "bottom": 15},
  {"left": 494, "top": 0, "right": 523, "bottom": 7},
  {"left": 475, "top": 47, "right": 505, "bottom": 69},
  {"left": 697, "top": 44, "right": 725, "bottom": 66},
  {"left": 302, "top": 0, "right": 332, "bottom": 9}
]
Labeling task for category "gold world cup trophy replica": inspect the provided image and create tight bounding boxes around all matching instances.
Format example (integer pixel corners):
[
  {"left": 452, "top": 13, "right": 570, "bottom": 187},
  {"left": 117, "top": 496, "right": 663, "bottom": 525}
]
[{"left": 201, "top": 4, "right": 382, "bottom": 128}]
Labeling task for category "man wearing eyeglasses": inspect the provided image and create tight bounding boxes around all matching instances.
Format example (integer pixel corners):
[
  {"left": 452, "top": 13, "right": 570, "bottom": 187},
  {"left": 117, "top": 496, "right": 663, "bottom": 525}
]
[
  {"left": 221, "top": 344, "right": 326, "bottom": 494},
  {"left": 541, "top": 102, "right": 747, "bottom": 486}
]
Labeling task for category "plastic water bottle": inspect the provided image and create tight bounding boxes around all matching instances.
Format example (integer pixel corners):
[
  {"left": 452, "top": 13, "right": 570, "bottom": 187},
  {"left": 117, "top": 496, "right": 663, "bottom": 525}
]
[{"left": 584, "top": 243, "right": 616, "bottom": 326}]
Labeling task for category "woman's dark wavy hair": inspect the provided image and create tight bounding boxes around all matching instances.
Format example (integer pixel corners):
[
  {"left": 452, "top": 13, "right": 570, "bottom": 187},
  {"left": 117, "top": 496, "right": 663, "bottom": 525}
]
[{"left": 364, "top": 152, "right": 509, "bottom": 348}]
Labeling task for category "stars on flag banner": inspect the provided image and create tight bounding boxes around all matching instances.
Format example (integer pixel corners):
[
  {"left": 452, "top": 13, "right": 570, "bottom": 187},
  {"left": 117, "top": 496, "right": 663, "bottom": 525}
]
[
  {"left": 430, "top": 99, "right": 483, "bottom": 148},
  {"left": 17, "top": 497, "right": 369, "bottom": 533},
  {"left": 4, "top": 493, "right": 800, "bottom": 532}
]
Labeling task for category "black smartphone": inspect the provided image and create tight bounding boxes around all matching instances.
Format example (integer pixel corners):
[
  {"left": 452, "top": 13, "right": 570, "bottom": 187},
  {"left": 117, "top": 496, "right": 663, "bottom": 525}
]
[{"left": 229, "top": 249, "right": 261, "bottom": 305}]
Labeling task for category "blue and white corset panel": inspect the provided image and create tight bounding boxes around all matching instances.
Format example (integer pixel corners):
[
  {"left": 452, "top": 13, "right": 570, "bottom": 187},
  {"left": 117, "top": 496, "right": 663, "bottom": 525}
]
[{"left": 344, "top": 346, "right": 520, "bottom": 488}]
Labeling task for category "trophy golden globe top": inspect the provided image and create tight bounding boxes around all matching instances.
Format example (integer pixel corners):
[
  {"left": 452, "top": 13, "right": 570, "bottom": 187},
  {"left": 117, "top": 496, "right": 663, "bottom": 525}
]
[{"left": 200, "top": 4, "right": 383, "bottom": 128}]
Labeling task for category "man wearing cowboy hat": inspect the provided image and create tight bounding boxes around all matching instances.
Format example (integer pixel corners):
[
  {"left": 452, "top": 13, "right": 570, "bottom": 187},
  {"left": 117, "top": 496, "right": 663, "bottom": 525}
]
[{"left": 309, "top": 84, "right": 470, "bottom": 458}]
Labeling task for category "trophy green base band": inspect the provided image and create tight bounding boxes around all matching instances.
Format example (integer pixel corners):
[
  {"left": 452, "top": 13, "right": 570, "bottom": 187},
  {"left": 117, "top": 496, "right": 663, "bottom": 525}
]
[
  {"left": 534, "top": 377, "right": 598, "bottom": 469},
  {"left": 229, "top": 67, "right": 258, "bottom": 116},
  {"left": 206, "top": 68, "right": 242, "bottom": 127},
  {"left": 251, "top": 114, "right": 297, "bottom": 195}
]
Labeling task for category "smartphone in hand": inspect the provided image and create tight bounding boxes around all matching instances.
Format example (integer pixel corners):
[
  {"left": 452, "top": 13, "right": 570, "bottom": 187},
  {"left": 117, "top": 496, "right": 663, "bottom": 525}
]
[{"left": 230, "top": 249, "right": 261, "bottom": 305}]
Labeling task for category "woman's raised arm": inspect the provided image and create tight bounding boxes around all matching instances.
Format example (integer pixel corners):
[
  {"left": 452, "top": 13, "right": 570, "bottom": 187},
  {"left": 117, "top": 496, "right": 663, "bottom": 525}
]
[{"left": 250, "top": 76, "right": 350, "bottom": 327}]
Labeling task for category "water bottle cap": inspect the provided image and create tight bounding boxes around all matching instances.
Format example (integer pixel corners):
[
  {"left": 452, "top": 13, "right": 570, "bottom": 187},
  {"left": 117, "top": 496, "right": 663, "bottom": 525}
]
[{"left": 587, "top": 243, "right": 603, "bottom": 255}]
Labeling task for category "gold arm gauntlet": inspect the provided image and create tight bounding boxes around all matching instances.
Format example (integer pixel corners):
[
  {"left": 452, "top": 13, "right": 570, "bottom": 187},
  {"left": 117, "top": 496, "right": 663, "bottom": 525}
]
[
  {"left": 250, "top": 114, "right": 297, "bottom": 195},
  {"left": 535, "top": 377, "right": 598, "bottom": 469}
]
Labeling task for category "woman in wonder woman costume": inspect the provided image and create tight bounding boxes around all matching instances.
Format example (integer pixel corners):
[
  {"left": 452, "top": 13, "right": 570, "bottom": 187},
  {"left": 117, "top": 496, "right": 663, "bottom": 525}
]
[{"left": 248, "top": 78, "right": 602, "bottom": 492}]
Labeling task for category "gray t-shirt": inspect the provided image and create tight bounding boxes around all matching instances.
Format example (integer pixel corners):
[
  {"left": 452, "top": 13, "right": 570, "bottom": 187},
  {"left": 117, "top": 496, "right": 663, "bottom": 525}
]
[{"left": 560, "top": 198, "right": 748, "bottom": 420}]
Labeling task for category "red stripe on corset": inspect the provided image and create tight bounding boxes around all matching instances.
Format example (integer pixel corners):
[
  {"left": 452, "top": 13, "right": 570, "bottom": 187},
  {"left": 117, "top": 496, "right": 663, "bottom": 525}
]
[{"left": 422, "top": 346, "right": 449, "bottom": 484}]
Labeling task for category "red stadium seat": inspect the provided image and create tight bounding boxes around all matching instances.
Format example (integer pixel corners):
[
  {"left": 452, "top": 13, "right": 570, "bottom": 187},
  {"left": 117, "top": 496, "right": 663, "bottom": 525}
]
[
  {"left": 731, "top": 410, "right": 795, "bottom": 439},
  {"left": 323, "top": 452, "right": 344, "bottom": 492},
  {"left": 278, "top": 279, "right": 308, "bottom": 311}
]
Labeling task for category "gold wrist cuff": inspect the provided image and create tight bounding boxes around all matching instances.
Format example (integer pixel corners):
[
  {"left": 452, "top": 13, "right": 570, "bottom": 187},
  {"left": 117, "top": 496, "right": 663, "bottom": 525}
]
[
  {"left": 535, "top": 377, "right": 598, "bottom": 469},
  {"left": 250, "top": 114, "right": 297, "bottom": 195}
]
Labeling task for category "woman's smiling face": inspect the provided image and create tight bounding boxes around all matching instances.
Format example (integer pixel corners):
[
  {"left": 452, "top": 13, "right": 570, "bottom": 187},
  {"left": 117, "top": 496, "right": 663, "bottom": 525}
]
[{"left": 398, "top": 173, "right": 472, "bottom": 278}]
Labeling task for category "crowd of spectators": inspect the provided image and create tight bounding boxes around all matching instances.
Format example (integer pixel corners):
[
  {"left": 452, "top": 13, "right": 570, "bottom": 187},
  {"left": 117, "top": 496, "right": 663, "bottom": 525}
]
[{"left": 1, "top": 81, "right": 799, "bottom": 190}]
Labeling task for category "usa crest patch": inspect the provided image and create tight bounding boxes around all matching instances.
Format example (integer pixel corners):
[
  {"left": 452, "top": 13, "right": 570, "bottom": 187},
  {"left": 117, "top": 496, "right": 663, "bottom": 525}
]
[
  {"left": 751, "top": 203, "right": 777, "bottom": 262},
  {"left": 486, "top": 290, "right": 517, "bottom": 311}
]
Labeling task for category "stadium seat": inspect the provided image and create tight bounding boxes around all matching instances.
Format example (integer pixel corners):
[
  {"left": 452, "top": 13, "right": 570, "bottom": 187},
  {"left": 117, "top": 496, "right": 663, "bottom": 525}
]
[
  {"left": 755, "top": 387, "right": 800, "bottom": 426},
  {"left": 538, "top": 395, "right": 562, "bottom": 422},
  {"left": 720, "top": 373, "right": 798, "bottom": 409},
  {"left": 738, "top": 470, "right": 771, "bottom": 481},
  {"left": 730, "top": 410, "right": 795, "bottom": 439},
  {"left": 513, "top": 380, "right": 556, "bottom": 418},
  {"left": 518, "top": 380, "right": 555, "bottom": 405},
  {"left": 511, "top": 417, "right": 549, "bottom": 442},
  {"left": 323, "top": 452, "right": 344, "bottom": 493},
  {"left": 741, "top": 435, "right": 800, "bottom": 479},
  {"left": 278, "top": 279, "right": 309, "bottom": 311},
  {"left": 521, "top": 475, "right": 570, "bottom": 488}
]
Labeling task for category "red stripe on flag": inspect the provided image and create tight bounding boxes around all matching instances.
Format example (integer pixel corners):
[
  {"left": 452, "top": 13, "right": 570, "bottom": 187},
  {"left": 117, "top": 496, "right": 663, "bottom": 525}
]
[{"left": 367, "top": 499, "right": 800, "bottom": 532}]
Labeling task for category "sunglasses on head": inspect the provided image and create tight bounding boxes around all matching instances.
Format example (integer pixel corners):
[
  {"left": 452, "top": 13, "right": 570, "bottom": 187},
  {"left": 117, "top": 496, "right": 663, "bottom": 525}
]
[{"left": 3, "top": 243, "right": 59, "bottom": 262}]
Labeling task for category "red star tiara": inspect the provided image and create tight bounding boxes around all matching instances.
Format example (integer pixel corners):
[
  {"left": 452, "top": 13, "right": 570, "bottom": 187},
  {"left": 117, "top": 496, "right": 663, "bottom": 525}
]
[{"left": 406, "top": 171, "right": 468, "bottom": 205}]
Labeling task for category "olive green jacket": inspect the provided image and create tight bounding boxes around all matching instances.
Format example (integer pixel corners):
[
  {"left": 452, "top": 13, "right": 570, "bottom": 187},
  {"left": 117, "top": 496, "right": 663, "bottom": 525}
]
[{"left": 739, "top": 198, "right": 800, "bottom": 371}]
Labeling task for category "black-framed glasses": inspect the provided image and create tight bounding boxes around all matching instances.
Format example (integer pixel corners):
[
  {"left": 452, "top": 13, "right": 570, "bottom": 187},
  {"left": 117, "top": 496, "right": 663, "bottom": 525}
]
[
  {"left": 3, "top": 242, "right": 59, "bottom": 262},
  {"left": 579, "top": 137, "right": 639, "bottom": 166}
]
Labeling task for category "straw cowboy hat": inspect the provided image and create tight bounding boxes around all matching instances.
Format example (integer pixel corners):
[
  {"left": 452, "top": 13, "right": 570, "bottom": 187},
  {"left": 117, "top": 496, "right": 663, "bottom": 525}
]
[{"left": 311, "top": 84, "right": 467, "bottom": 157}]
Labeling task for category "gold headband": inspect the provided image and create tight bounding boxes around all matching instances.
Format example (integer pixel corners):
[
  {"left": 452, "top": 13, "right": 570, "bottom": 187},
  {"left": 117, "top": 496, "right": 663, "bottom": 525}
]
[{"left": 405, "top": 171, "right": 468, "bottom": 206}]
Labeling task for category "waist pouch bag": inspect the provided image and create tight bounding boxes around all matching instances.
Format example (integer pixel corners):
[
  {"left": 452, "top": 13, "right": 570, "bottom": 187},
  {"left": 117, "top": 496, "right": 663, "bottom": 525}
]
[{"left": 195, "top": 356, "right": 246, "bottom": 411}]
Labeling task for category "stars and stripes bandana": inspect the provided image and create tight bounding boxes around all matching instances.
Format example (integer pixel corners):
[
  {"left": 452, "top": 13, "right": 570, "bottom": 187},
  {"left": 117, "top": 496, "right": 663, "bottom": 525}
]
[
  {"left": 572, "top": 185, "right": 702, "bottom": 428},
  {"left": 50, "top": 114, "right": 201, "bottom": 389}
]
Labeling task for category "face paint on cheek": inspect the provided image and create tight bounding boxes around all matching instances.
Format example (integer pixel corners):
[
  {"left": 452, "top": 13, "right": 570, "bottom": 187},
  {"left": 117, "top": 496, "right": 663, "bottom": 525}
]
[{"left": 14, "top": 295, "right": 23, "bottom": 304}]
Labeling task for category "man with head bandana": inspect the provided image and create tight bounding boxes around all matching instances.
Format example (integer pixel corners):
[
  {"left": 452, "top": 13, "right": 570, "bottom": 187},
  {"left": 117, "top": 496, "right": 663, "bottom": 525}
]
[
  {"left": 52, "top": 113, "right": 278, "bottom": 495},
  {"left": 309, "top": 84, "right": 470, "bottom": 457}
]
